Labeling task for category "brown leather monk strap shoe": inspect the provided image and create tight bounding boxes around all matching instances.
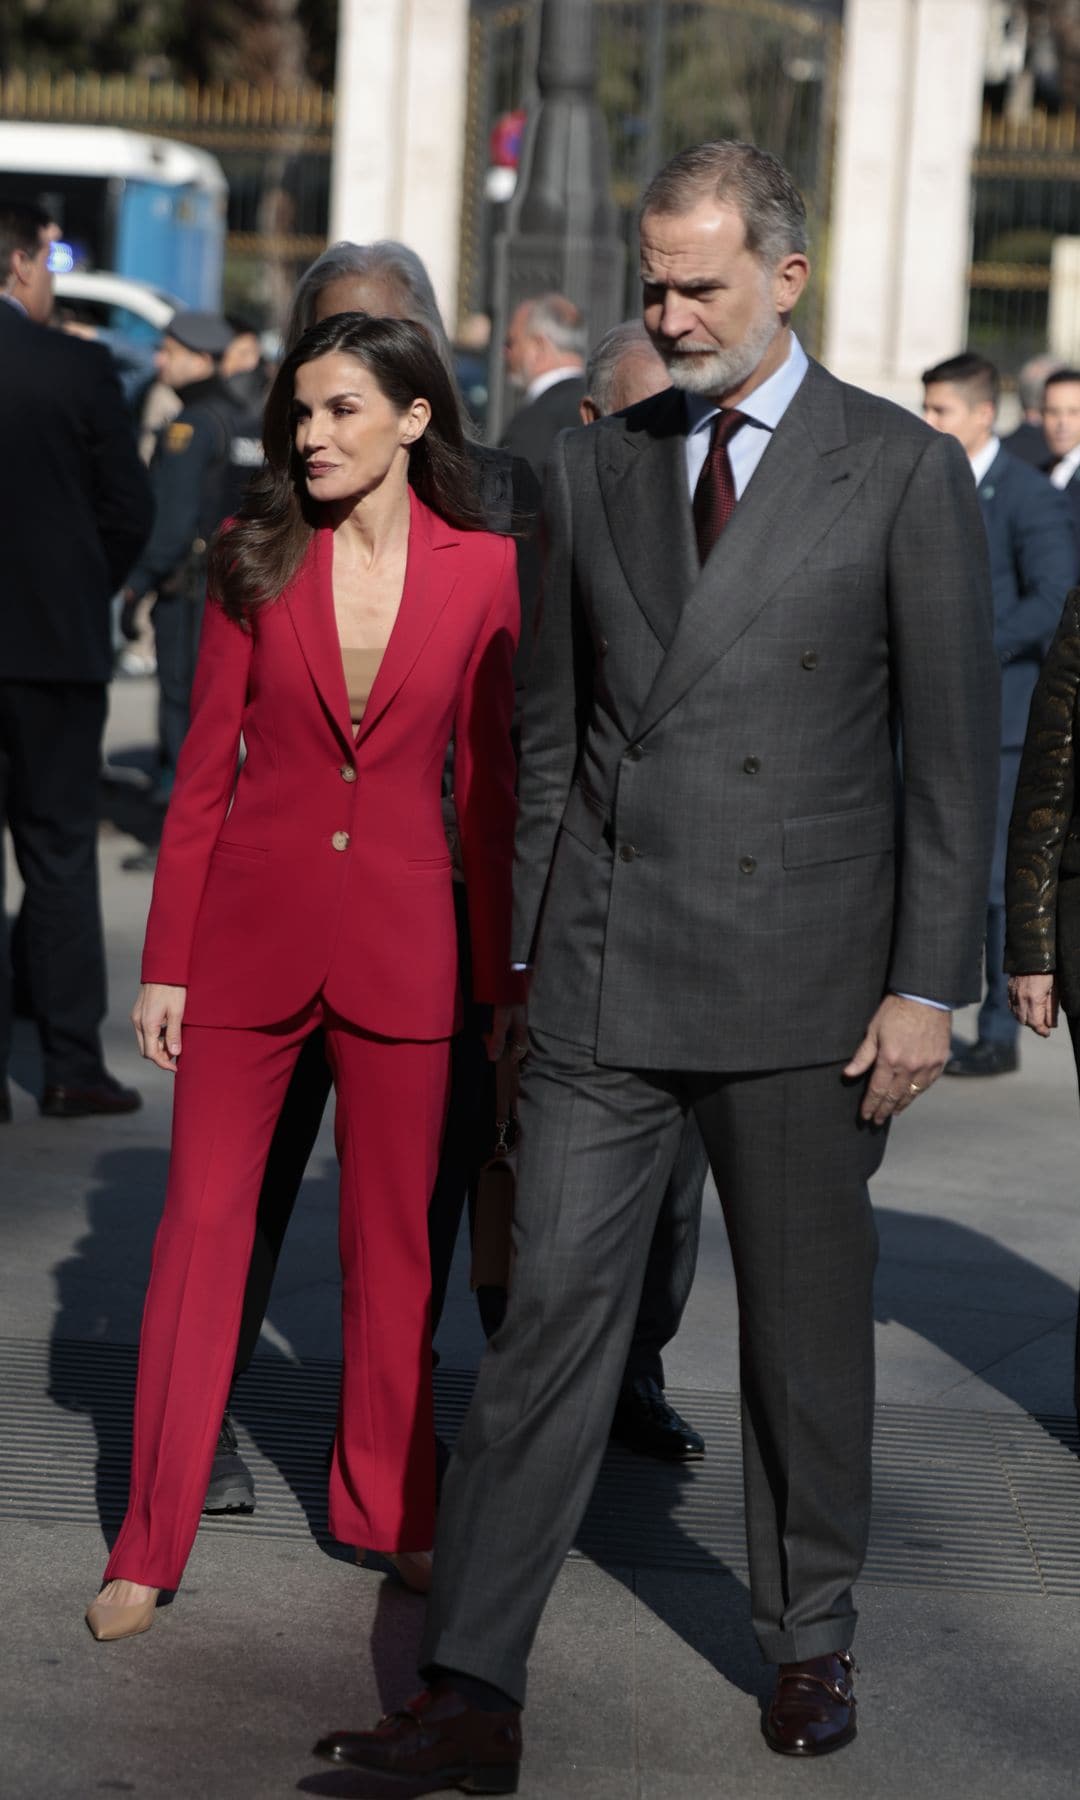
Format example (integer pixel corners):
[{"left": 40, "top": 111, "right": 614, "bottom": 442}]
[
  {"left": 763, "top": 1650, "right": 857, "bottom": 1757},
  {"left": 313, "top": 1681, "right": 522, "bottom": 1794}
]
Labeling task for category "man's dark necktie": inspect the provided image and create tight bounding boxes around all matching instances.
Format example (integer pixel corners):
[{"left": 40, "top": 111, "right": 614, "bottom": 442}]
[{"left": 693, "top": 409, "right": 747, "bottom": 564}]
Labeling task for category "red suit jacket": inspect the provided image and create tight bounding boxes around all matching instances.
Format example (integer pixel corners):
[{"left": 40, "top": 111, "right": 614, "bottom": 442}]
[{"left": 141, "top": 489, "right": 521, "bottom": 1037}]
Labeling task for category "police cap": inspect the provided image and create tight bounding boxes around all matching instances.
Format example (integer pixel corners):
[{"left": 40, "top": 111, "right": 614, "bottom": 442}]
[{"left": 165, "top": 311, "right": 234, "bottom": 357}]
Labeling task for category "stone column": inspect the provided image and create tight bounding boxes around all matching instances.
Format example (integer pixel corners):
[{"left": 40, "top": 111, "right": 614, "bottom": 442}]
[
  {"left": 1049, "top": 238, "right": 1080, "bottom": 363},
  {"left": 825, "top": 0, "right": 991, "bottom": 408},
  {"left": 329, "top": 0, "right": 470, "bottom": 332}
]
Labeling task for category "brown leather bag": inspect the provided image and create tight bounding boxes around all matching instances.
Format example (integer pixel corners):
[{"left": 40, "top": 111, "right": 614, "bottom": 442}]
[{"left": 470, "top": 1055, "right": 518, "bottom": 1291}]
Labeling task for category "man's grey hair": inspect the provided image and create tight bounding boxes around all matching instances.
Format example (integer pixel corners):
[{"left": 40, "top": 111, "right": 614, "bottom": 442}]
[
  {"left": 641, "top": 140, "right": 808, "bottom": 268},
  {"left": 519, "top": 292, "right": 587, "bottom": 359},
  {"left": 585, "top": 319, "right": 653, "bottom": 413},
  {"left": 283, "top": 239, "right": 457, "bottom": 384},
  {"left": 1018, "top": 352, "right": 1064, "bottom": 414}
]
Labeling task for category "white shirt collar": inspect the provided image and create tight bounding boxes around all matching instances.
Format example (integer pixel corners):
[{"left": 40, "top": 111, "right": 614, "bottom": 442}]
[
  {"left": 524, "top": 365, "right": 583, "bottom": 405},
  {"left": 969, "top": 435, "right": 1001, "bottom": 487},
  {"left": 1050, "top": 441, "right": 1080, "bottom": 490},
  {"left": 0, "top": 292, "right": 28, "bottom": 317},
  {"left": 684, "top": 332, "right": 809, "bottom": 437}
]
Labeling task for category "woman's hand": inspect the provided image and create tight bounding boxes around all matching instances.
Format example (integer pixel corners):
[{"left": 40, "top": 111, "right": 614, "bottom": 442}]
[
  {"left": 484, "top": 1002, "right": 528, "bottom": 1063},
  {"left": 132, "top": 983, "right": 188, "bottom": 1071},
  {"left": 1008, "top": 972, "right": 1058, "bottom": 1037}
]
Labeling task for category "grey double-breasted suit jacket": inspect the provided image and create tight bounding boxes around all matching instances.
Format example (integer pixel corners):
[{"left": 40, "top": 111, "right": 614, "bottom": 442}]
[{"left": 513, "top": 358, "right": 1000, "bottom": 1071}]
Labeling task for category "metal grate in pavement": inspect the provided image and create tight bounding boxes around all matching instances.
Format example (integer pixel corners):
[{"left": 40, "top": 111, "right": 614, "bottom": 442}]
[{"left": 3, "top": 1335, "right": 1080, "bottom": 1593}]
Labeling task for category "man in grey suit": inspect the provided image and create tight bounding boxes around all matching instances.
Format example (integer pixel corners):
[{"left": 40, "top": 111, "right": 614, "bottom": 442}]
[{"left": 315, "top": 142, "right": 998, "bottom": 1787}]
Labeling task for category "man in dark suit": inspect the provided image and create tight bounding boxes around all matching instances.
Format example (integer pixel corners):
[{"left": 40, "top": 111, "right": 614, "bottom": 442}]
[
  {"left": 499, "top": 292, "right": 587, "bottom": 481},
  {"left": 0, "top": 200, "right": 153, "bottom": 1121},
  {"left": 315, "top": 142, "right": 998, "bottom": 1784},
  {"left": 1042, "top": 368, "right": 1080, "bottom": 538},
  {"left": 923, "top": 353, "right": 1078, "bottom": 1076}
]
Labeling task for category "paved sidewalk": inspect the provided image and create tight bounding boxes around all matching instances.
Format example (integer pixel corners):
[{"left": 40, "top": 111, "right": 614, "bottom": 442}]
[{"left": 2, "top": 676, "right": 1080, "bottom": 1798}]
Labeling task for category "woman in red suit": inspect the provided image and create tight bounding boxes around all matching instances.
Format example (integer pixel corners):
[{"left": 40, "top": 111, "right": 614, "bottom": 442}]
[{"left": 85, "top": 313, "right": 522, "bottom": 1640}]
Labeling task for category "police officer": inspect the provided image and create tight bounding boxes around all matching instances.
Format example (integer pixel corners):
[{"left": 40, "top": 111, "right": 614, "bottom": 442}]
[{"left": 119, "top": 312, "right": 263, "bottom": 824}]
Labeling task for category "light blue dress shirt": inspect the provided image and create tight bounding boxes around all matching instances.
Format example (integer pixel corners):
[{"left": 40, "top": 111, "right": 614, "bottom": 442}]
[{"left": 683, "top": 332, "right": 809, "bottom": 500}]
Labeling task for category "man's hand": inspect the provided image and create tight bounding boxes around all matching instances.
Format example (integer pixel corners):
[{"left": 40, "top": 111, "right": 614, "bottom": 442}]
[
  {"left": 132, "top": 983, "right": 187, "bottom": 1072},
  {"left": 484, "top": 1002, "right": 528, "bottom": 1063},
  {"left": 1008, "top": 971, "right": 1058, "bottom": 1037},
  {"left": 844, "top": 995, "right": 951, "bottom": 1125}
]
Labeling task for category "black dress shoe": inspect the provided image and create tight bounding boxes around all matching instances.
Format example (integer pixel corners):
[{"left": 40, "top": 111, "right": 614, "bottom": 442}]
[
  {"left": 203, "top": 1412, "right": 255, "bottom": 1513},
  {"left": 764, "top": 1651, "right": 857, "bottom": 1757},
  {"left": 40, "top": 1074, "right": 142, "bottom": 1118},
  {"left": 610, "top": 1376, "right": 705, "bottom": 1461},
  {"left": 314, "top": 1682, "right": 522, "bottom": 1793},
  {"left": 944, "top": 1037, "right": 1018, "bottom": 1078}
]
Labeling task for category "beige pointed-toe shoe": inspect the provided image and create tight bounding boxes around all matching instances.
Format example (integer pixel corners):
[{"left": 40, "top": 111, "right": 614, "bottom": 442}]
[
  {"left": 85, "top": 1583, "right": 160, "bottom": 1642},
  {"left": 355, "top": 1548, "right": 433, "bottom": 1595}
]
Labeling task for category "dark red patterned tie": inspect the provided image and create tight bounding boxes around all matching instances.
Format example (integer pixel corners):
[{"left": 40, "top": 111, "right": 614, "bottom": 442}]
[{"left": 693, "top": 409, "right": 747, "bottom": 564}]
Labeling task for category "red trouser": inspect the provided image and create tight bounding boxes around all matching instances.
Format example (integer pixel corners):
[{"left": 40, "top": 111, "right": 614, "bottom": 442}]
[{"left": 105, "top": 999, "right": 450, "bottom": 1590}]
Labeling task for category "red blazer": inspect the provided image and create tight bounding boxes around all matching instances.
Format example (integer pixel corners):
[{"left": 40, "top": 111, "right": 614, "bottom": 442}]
[{"left": 141, "top": 489, "right": 521, "bottom": 1037}]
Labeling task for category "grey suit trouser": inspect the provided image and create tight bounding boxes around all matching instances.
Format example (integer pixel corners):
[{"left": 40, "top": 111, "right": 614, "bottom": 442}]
[{"left": 420, "top": 1029, "right": 886, "bottom": 1702}]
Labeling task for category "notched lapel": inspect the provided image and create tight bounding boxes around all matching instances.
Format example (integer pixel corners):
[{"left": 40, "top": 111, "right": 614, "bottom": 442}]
[
  {"left": 597, "top": 389, "right": 697, "bottom": 648},
  {"left": 284, "top": 526, "right": 354, "bottom": 750},
  {"left": 632, "top": 367, "right": 883, "bottom": 740},
  {"left": 353, "top": 489, "right": 459, "bottom": 745}
]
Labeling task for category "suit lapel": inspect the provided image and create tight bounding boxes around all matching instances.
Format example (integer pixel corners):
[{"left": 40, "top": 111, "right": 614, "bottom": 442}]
[
  {"left": 631, "top": 362, "right": 881, "bottom": 741},
  {"left": 284, "top": 525, "right": 354, "bottom": 750},
  {"left": 598, "top": 388, "right": 698, "bottom": 648},
  {"left": 354, "top": 487, "right": 459, "bottom": 745},
  {"left": 284, "top": 489, "right": 459, "bottom": 752}
]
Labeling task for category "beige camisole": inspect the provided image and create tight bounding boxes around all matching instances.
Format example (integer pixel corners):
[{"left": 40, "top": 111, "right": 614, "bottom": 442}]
[{"left": 340, "top": 646, "right": 385, "bottom": 733}]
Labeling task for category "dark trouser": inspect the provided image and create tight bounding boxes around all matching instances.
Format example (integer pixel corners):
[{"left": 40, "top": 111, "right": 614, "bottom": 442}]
[
  {"left": 419, "top": 1030, "right": 885, "bottom": 1702},
  {"left": 979, "top": 748, "right": 1022, "bottom": 1047},
  {"left": 623, "top": 1114, "right": 708, "bottom": 1389},
  {"left": 978, "top": 902, "right": 1016, "bottom": 1047},
  {"left": 152, "top": 577, "right": 205, "bottom": 783},
  {"left": 0, "top": 680, "right": 109, "bottom": 1089}
]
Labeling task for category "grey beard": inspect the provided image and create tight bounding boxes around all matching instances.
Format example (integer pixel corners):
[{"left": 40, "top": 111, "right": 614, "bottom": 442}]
[{"left": 662, "top": 312, "right": 779, "bottom": 398}]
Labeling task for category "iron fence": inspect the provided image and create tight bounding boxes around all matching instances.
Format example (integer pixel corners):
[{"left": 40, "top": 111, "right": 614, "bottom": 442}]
[
  {"left": 969, "top": 106, "right": 1080, "bottom": 375},
  {"left": 463, "top": 0, "right": 841, "bottom": 351}
]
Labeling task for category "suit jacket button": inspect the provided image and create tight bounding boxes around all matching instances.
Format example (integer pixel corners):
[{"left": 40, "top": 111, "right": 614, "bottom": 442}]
[
  {"left": 739, "top": 854, "right": 757, "bottom": 874},
  {"left": 625, "top": 744, "right": 643, "bottom": 762},
  {"left": 742, "top": 755, "right": 761, "bottom": 774},
  {"left": 331, "top": 830, "right": 350, "bottom": 851},
  {"left": 619, "top": 843, "right": 637, "bottom": 862},
  {"left": 801, "top": 649, "right": 819, "bottom": 670},
  {"left": 598, "top": 637, "right": 610, "bottom": 655},
  {"left": 339, "top": 765, "right": 357, "bottom": 783}
]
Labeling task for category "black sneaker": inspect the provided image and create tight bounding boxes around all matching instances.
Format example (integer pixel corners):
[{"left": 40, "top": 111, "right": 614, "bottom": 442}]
[{"left": 203, "top": 1412, "right": 255, "bottom": 1514}]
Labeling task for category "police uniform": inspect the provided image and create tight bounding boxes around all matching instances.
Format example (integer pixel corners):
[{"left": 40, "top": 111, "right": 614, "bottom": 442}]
[{"left": 123, "top": 313, "right": 263, "bottom": 792}]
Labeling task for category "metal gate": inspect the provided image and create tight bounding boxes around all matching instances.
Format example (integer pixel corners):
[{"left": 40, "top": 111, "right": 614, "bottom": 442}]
[{"left": 461, "top": 0, "right": 842, "bottom": 351}]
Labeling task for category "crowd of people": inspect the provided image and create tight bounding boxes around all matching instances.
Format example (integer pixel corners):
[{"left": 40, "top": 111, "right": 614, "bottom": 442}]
[{"left": 3, "top": 129, "right": 1080, "bottom": 1789}]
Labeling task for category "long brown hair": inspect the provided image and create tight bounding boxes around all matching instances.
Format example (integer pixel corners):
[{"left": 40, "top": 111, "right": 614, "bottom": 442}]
[{"left": 209, "top": 312, "right": 486, "bottom": 621}]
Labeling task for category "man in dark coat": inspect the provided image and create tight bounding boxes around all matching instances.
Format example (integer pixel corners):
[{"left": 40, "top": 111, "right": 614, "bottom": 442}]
[
  {"left": 924, "top": 353, "right": 1079, "bottom": 1075},
  {"left": 499, "top": 292, "right": 587, "bottom": 482},
  {"left": 1041, "top": 367, "right": 1080, "bottom": 540},
  {"left": 316, "top": 141, "right": 998, "bottom": 1784},
  {"left": 119, "top": 311, "right": 264, "bottom": 812},
  {"left": 0, "top": 200, "right": 153, "bottom": 1119}
]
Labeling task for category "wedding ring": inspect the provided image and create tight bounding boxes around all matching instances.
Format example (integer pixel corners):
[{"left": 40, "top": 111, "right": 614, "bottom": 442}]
[{"left": 908, "top": 1081, "right": 922, "bottom": 1094}]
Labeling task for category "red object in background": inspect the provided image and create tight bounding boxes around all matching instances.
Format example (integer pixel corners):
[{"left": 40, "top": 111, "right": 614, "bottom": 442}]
[{"left": 489, "top": 109, "right": 527, "bottom": 168}]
